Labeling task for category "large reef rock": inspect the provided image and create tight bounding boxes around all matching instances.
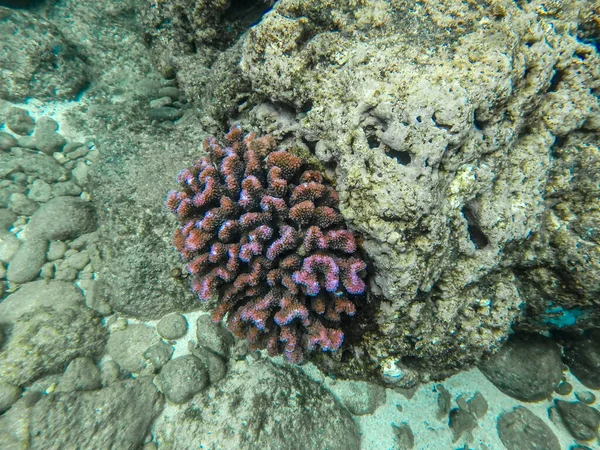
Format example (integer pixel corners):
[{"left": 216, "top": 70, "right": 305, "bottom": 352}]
[{"left": 234, "top": 0, "right": 600, "bottom": 380}]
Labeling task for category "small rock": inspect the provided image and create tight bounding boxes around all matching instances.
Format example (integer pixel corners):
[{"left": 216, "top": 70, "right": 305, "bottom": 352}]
[
  {"left": 149, "top": 107, "right": 183, "bottom": 122},
  {"left": 555, "top": 400, "right": 600, "bottom": 441},
  {"left": 192, "top": 346, "right": 227, "bottom": 384},
  {"left": 27, "top": 179, "right": 52, "bottom": 202},
  {"left": 6, "top": 237, "right": 47, "bottom": 283},
  {"left": 36, "top": 117, "right": 59, "bottom": 133},
  {"left": 28, "top": 196, "right": 96, "bottom": 240},
  {"left": 54, "top": 259, "right": 79, "bottom": 281},
  {"left": 196, "top": 315, "right": 233, "bottom": 357},
  {"left": 0, "top": 208, "right": 17, "bottom": 230},
  {"left": 155, "top": 355, "right": 208, "bottom": 404},
  {"left": 47, "top": 240, "right": 68, "bottom": 260},
  {"left": 8, "top": 192, "right": 38, "bottom": 215},
  {"left": 5, "top": 107, "right": 35, "bottom": 135},
  {"left": 149, "top": 96, "right": 173, "bottom": 109},
  {"left": 563, "top": 329, "right": 600, "bottom": 389},
  {"left": 15, "top": 152, "right": 67, "bottom": 183},
  {"left": 478, "top": 332, "right": 563, "bottom": 402},
  {"left": 555, "top": 380, "right": 573, "bottom": 395},
  {"left": 0, "top": 230, "right": 20, "bottom": 262},
  {"left": 143, "top": 342, "right": 174, "bottom": 371},
  {"left": 467, "top": 391, "right": 488, "bottom": 419},
  {"left": 16, "top": 135, "right": 37, "bottom": 149},
  {"left": 0, "top": 131, "right": 17, "bottom": 151},
  {"left": 67, "top": 146, "right": 89, "bottom": 160},
  {"left": 330, "top": 380, "right": 386, "bottom": 416},
  {"left": 72, "top": 160, "right": 89, "bottom": 186},
  {"left": 497, "top": 406, "right": 560, "bottom": 450},
  {"left": 35, "top": 130, "right": 67, "bottom": 155},
  {"left": 158, "top": 86, "right": 180, "bottom": 100},
  {"left": 157, "top": 313, "right": 188, "bottom": 340},
  {"left": 449, "top": 408, "right": 477, "bottom": 442},
  {"left": 106, "top": 324, "right": 160, "bottom": 374},
  {"left": 40, "top": 261, "right": 55, "bottom": 279},
  {"left": 575, "top": 391, "right": 596, "bottom": 405},
  {"left": 436, "top": 384, "right": 452, "bottom": 420},
  {"left": 56, "top": 357, "right": 101, "bottom": 392},
  {"left": 0, "top": 381, "right": 21, "bottom": 413},
  {"left": 52, "top": 180, "right": 82, "bottom": 197},
  {"left": 64, "top": 250, "right": 90, "bottom": 270},
  {"left": 391, "top": 422, "right": 414, "bottom": 449},
  {"left": 99, "top": 359, "right": 121, "bottom": 387}
]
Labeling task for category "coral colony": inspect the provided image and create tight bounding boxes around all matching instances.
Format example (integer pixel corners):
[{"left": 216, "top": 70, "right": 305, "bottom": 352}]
[{"left": 166, "top": 126, "right": 367, "bottom": 362}]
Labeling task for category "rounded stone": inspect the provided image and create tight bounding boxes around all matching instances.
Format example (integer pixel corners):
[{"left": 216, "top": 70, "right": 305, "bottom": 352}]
[
  {"left": 28, "top": 196, "right": 96, "bottom": 240},
  {"left": 497, "top": 406, "right": 560, "bottom": 450},
  {"left": 5, "top": 107, "right": 35, "bottom": 135},
  {"left": 149, "top": 107, "right": 183, "bottom": 122},
  {"left": 157, "top": 313, "right": 188, "bottom": 340},
  {"left": 156, "top": 355, "right": 208, "bottom": 404},
  {"left": 0, "top": 131, "right": 17, "bottom": 151},
  {"left": 106, "top": 324, "right": 160, "bottom": 374},
  {"left": 6, "top": 238, "right": 48, "bottom": 284},
  {"left": 56, "top": 357, "right": 101, "bottom": 392}
]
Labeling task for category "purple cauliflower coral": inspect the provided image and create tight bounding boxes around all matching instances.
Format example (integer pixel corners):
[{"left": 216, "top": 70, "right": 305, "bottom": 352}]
[{"left": 166, "top": 126, "right": 367, "bottom": 362}]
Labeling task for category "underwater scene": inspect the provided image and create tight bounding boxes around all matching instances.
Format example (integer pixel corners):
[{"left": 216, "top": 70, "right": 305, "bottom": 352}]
[{"left": 0, "top": 0, "right": 599, "bottom": 449}]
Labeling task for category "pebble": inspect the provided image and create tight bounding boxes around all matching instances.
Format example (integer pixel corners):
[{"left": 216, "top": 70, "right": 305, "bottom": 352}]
[
  {"left": 8, "top": 192, "right": 38, "bottom": 215},
  {"left": 56, "top": 357, "right": 101, "bottom": 392},
  {"left": 449, "top": 407, "right": 477, "bottom": 442},
  {"left": 497, "top": 406, "right": 560, "bottom": 450},
  {"left": 28, "top": 196, "right": 96, "bottom": 240},
  {"left": 467, "top": 391, "right": 488, "bottom": 419},
  {"left": 54, "top": 259, "right": 79, "bottom": 281},
  {"left": 27, "top": 179, "right": 52, "bottom": 202},
  {"left": 555, "top": 379, "right": 573, "bottom": 395},
  {"left": 72, "top": 160, "right": 89, "bottom": 186},
  {"left": 143, "top": 341, "right": 174, "bottom": 371},
  {"left": 155, "top": 355, "right": 208, "bottom": 404},
  {"left": 5, "top": 107, "right": 35, "bottom": 135},
  {"left": 555, "top": 400, "right": 600, "bottom": 440},
  {"left": 196, "top": 315, "right": 233, "bottom": 357},
  {"left": 64, "top": 249, "right": 90, "bottom": 270},
  {"left": 192, "top": 346, "right": 227, "bottom": 384},
  {"left": 575, "top": 391, "right": 596, "bottom": 405},
  {"left": 0, "top": 381, "right": 21, "bottom": 413},
  {"left": 99, "top": 359, "right": 121, "bottom": 387},
  {"left": 16, "top": 135, "right": 37, "bottom": 149},
  {"left": 563, "top": 329, "right": 600, "bottom": 389},
  {"left": 67, "top": 146, "right": 89, "bottom": 160},
  {"left": 157, "top": 86, "right": 180, "bottom": 100},
  {"left": 63, "top": 141, "right": 84, "bottom": 154},
  {"left": 157, "top": 313, "right": 188, "bottom": 340},
  {"left": 15, "top": 152, "right": 67, "bottom": 183},
  {"left": 0, "top": 131, "right": 17, "bottom": 151},
  {"left": 106, "top": 324, "right": 160, "bottom": 374},
  {"left": 35, "top": 130, "right": 67, "bottom": 155},
  {"left": 6, "top": 237, "right": 48, "bottom": 283},
  {"left": 149, "top": 107, "right": 183, "bottom": 122},
  {"left": 149, "top": 96, "right": 172, "bottom": 109},
  {"left": 47, "top": 240, "right": 68, "bottom": 260},
  {"left": 0, "top": 208, "right": 17, "bottom": 230},
  {"left": 0, "top": 230, "right": 20, "bottom": 262},
  {"left": 52, "top": 180, "right": 82, "bottom": 197}
]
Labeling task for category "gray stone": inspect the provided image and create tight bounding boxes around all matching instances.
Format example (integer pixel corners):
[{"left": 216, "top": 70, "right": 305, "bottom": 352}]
[
  {"left": 35, "top": 130, "right": 66, "bottom": 155},
  {"left": 106, "top": 324, "right": 160, "bottom": 374},
  {"left": 0, "top": 9, "right": 89, "bottom": 102},
  {"left": 71, "top": 160, "right": 89, "bottom": 186},
  {"left": 28, "top": 196, "right": 96, "bottom": 240},
  {"left": 63, "top": 142, "right": 84, "bottom": 154},
  {"left": 26, "top": 378, "right": 163, "bottom": 450},
  {"left": 479, "top": 333, "right": 563, "bottom": 402},
  {"left": 149, "top": 106, "right": 183, "bottom": 122},
  {"left": 99, "top": 360, "right": 120, "bottom": 387},
  {"left": 158, "top": 86, "right": 181, "bottom": 100},
  {"left": 192, "top": 346, "right": 227, "bottom": 384},
  {"left": 157, "top": 313, "right": 188, "bottom": 340},
  {"left": 64, "top": 250, "right": 90, "bottom": 270},
  {"left": 156, "top": 355, "right": 208, "bottom": 404},
  {"left": 0, "top": 230, "right": 19, "bottom": 262},
  {"left": 330, "top": 380, "right": 386, "bottom": 416},
  {"left": 54, "top": 259, "right": 79, "bottom": 281},
  {"left": 14, "top": 153, "right": 67, "bottom": 183},
  {"left": 196, "top": 315, "right": 233, "bottom": 357},
  {"left": 8, "top": 192, "right": 38, "bottom": 216},
  {"left": 36, "top": 117, "right": 59, "bottom": 133},
  {"left": 555, "top": 400, "right": 600, "bottom": 441},
  {"left": 47, "top": 240, "right": 68, "bottom": 261},
  {"left": 143, "top": 342, "right": 174, "bottom": 371},
  {"left": 563, "top": 329, "right": 600, "bottom": 389},
  {"left": 0, "top": 382, "right": 21, "bottom": 414},
  {"left": 16, "top": 135, "right": 37, "bottom": 149},
  {"left": 575, "top": 391, "right": 596, "bottom": 405},
  {"left": 0, "top": 132, "right": 17, "bottom": 151},
  {"left": 0, "top": 305, "right": 106, "bottom": 386},
  {"left": 153, "top": 359, "right": 360, "bottom": 450},
  {"left": 467, "top": 391, "right": 488, "bottom": 419},
  {"left": 27, "top": 179, "right": 52, "bottom": 203},
  {"left": 52, "top": 180, "right": 82, "bottom": 197},
  {"left": 0, "top": 279, "right": 85, "bottom": 323},
  {"left": 449, "top": 408, "right": 477, "bottom": 442},
  {"left": 4, "top": 107, "right": 35, "bottom": 135},
  {"left": 149, "top": 96, "right": 172, "bottom": 109},
  {"left": 0, "top": 208, "right": 16, "bottom": 230},
  {"left": 497, "top": 406, "right": 560, "bottom": 450},
  {"left": 66, "top": 146, "right": 89, "bottom": 160},
  {"left": 6, "top": 237, "right": 47, "bottom": 283},
  {"left": 56, "top": 357, "right": 101, "bottom": 392},
  {"left": 77, "top": 279, "right": 112, "bottom": 316},
  {"left": 391, "top": 422, "right": 414, "bottom": 450}
]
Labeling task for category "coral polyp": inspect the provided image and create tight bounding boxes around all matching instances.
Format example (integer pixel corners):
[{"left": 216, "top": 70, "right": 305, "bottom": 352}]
[{"left": 167, "top": 126, "right": 367, "bottom": 362}]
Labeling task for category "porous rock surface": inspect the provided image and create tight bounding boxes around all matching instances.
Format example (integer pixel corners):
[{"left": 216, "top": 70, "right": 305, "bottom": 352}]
[
  {"left": 228, "top": 0, "right": 600, "bottom": 378},
  {"left": 152, "top": 358, "right": 360, "bottom": 450}
]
